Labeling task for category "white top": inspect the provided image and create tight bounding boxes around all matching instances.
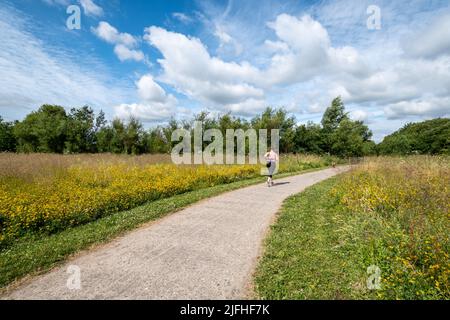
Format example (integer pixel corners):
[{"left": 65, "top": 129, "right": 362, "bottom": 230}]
[{"left": 265, "top": 150, "right": 279, "bottom": 161}]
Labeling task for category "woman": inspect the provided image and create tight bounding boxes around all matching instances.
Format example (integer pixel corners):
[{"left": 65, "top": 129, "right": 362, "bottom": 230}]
[{"left": 264, "top": 148, "right": 279, "bottom": 187}]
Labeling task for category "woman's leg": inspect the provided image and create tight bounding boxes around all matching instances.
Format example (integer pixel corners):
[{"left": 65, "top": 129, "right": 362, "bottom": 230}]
[{"left": 269, "top": 161, "right": 275, "bottom": 185}]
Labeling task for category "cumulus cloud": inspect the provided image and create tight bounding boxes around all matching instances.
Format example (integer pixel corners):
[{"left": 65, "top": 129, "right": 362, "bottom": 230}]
[
  {"left": 263, "top": 14, "right": 368, "bottom": 85},
  {"left": 142, "top": 14, "right": 373, "bottom": 116},
  {"left": 143, "top": 26, "right": 262, "bottom": 109},
  {"left": 114, "top": 75, "right": 178, "bottom": 122},
  {"left": 114, "top": 44, "right": 145, "bottom": 62},
  {"left": 92, "top": 21, "right": 144, "bottom": 62},
  {"left": 92, "top": 21, "right": 137, "bottom": 47},
  {"left": 79, "top": 0, "right": 103, "bottom": 17}
]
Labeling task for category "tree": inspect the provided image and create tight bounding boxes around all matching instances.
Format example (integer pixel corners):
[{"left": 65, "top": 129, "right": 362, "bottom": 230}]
[
  {"left": 0, "top": 117, "right": 17, "bottom": 152},
  {"left": 320, "top": 97, "right": 349, "bottom": 153},
  {"left": 110, "top": 118, "right": 126, "bottom": 153},
  {"left": 14, "top": 105, "right": 68, "bottom": 153},
  {"left": 321, "top": 97, "right": 348, "bottom": 132},
  {"left": 378, "top": 118, "right": 450, "bottom": 155},
  {"left": 330, "top": 119, "right": 367, "bottom": 157},
  {"left": 319, "top": 97, "right": 373, "bottom": 157},
  {"left": 65, "top": 106, "right": 96, "bottom": 153},
  {"left": 294, "top": 122, "right": 323, "bottom": 154},
  {"left": 96, "top": 126, "right": 115, "bottom": 153},
  {"left": 251, "top": 107, "right": 296, "bottom": 153},
  {"left": 146, "top": 127, "right": 170, "bottom": 154},
  {"left": 124, "top": 117, "right": 146, "bottom": 155}
]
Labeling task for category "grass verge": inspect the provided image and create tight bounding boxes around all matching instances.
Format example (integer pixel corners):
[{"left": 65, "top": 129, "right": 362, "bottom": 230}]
[
  {"left": 0, "top": 167, "right": 326, "bottom": 290},
  {"left": 253, "top": 176, "right": 376, "bottom": 300}
]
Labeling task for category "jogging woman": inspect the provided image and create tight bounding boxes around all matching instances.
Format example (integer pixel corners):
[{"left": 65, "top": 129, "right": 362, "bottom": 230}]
[{"left": 264, "top": 148, "right": 279, "bottom": 187}]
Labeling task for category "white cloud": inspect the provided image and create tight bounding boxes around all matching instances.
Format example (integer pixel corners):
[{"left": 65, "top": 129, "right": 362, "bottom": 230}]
[
  {"left": 214, "top": 25, "right": 243, "bottom": 56},
  {"left": 114, "top": 44, "right": 144, "bottom": 62},
  {"left": 136, "top": 75, "right": 168, "bottom": 103},
  {"left": 92, "top": 21, "right": 137, "bottom": 47},
  {"left": 214, "top": 27, "right": 232, "bottom": 44},
  {"left": 0, "top": 5, "right": 131, "bottom": 121},
  {"left": 114, "top": 103, "right": 175, "bottom": 122},
  {"left": 42, "top": 0, "right": 103, "bottom": 17},
  {"left": 384, "top": 98, "right": 450, "bottom": 120},
  {"left": 402, "top": 13, "right": 450, "bottom": 59},
  {"left": 264, "top": 40, "right": 289, "bottom": 53},
  {"left": 350, "top": 110, "right": 369, "bottom": 122},
  {"left": 263, "top": 14, "right": 368, "bottom": 85},
  {"left": 172, "top": 12, "right": 193, "bottom": 24},
  {"left": 143, "top": 26, "right": 261, "bottom": 108},
  {"left": 114, "top": 75, "right": 178, "bottom": 122},
  {"left": 92, "top": 21, "right": 144, "bottom": 62},
  {"left": 225, "top": 98, "right": 267, "bottom": 116},
  {"left": 143, "top": 14, "right": 374, "bottom": 117},
  {"left": 41, "top": 0, "right": 70, "bottom": 6},
  {"left": 79, "top": 0, "right": 103, "bottom": 17}
]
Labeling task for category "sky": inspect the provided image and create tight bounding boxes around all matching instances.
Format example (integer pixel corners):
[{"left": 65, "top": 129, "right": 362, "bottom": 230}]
[{"left": 0, "top": 0, "right": 449, "bottom": 142}]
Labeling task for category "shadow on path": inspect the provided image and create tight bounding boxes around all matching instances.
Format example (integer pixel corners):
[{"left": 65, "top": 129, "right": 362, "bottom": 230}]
[{"left": 272, "top": 182, "right": 291, "bottom": 187}]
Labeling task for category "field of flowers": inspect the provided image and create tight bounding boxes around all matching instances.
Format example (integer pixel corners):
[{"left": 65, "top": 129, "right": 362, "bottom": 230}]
[
  {"left": 331, "top": 156, "right": 449, "bottom": 299},
  {"left": 0, "top": 153, "right": 334, "bottom": 247}
]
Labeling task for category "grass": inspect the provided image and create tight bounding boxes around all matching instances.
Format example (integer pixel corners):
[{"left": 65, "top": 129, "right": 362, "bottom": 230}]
[
  {"left": 254, "top": 156, "right": 449, "bottom": 300},
  {"left": 0, "top": 152, "right": 336, "bottom": 247},
  {"left": 254, "top": 177, "right": 372, "bottom": 300},
  {"left": 0, "top": 166, "right": 327, "bottom": 290}
]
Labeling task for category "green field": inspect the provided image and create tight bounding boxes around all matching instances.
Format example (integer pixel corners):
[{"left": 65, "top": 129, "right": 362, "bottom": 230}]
[{"left": 254, "top": 156, "right": 449, "bottom": 300}]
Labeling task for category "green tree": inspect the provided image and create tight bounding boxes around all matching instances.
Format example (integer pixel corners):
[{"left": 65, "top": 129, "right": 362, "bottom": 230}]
[
  {"left": 378, "top": 118, "right": 450, "bottom": 155},
  {"left": 251, "top": 107, "right": 296, "bottom": 153},
  {"left": 110, "top": 118, "right": 126, "bottom": 153},
  {"left": 14, "top": 105, "right": 68, "bottom": 153},
  {"left": 146, "top": 127, "right": 170, "bottom": 154},
  {"left": 65, "top": 106, "right": 96, "bottom": 153},
  {"left": 321, "top": 97, "right": 348, "bottom": 132},
  {"left": 320, "top": 97, "right": 349, "bottom": 153},
  {"left": 294, "top": 121, "right": 323, "bottom": 154},
  {"left": 124, "top": 117, "right": 146, "bottom": 155},
  {"left": 330, "top": 118, "right": 372, "bottom": 157},
  {"left": 0, "top": 117, "right": 17, "bottom": 152},
  {"left": 96, "top": 126, "right": 115, "bottom": 153}
]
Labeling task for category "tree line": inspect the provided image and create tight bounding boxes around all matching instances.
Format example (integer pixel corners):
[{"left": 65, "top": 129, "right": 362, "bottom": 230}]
[
  {"left": 1, "top": 97, "right": 448, "bottom": 156},
  {"left": 378, "top": 118, "right": 450, "bottom": 155}
]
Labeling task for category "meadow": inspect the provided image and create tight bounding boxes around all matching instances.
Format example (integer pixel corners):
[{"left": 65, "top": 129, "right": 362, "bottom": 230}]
[
  {"left": 0, "top": 153, "right": 334, "bottom": 248},
  {"left": 331, "top": 156, "right": 449, "bottom": 299},
  {"left": 255, "top": 156, "right": 449, "bottom": 300}
]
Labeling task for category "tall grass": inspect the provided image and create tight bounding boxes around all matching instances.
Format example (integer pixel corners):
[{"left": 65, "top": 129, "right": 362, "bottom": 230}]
[
  {"left": 0, "top": 153, "right": 172, "bottom": 181},
  {"left": 331, "top": 156, "right": 449, "bottom": 299},
  {"left": 0, "top": 153, "right": 335, "bottom": 248}
]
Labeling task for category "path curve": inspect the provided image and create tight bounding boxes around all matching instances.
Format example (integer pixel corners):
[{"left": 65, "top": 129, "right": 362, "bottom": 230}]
[{"left": 3, "top": 167, "right": 349, "bottom": 300}]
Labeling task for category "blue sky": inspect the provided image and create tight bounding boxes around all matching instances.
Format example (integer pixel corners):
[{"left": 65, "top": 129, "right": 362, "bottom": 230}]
[{"left": 0, "top": 0, "right": 449, "bottom": 141}]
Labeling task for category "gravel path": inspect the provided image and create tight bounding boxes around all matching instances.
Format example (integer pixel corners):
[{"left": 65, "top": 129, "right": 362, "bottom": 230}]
[{"left": 3, "top": 167, "right": 349, "bottom": 300}]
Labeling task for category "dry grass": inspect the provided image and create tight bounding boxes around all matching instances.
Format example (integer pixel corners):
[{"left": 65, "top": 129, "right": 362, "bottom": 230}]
[{"left": 0, "top": 153, "right": 172, "bottom": 181}]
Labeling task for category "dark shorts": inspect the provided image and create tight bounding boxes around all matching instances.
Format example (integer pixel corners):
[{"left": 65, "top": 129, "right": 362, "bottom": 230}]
[{"left": 268, "top": 161, "right": 276, "bottom": 177}]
